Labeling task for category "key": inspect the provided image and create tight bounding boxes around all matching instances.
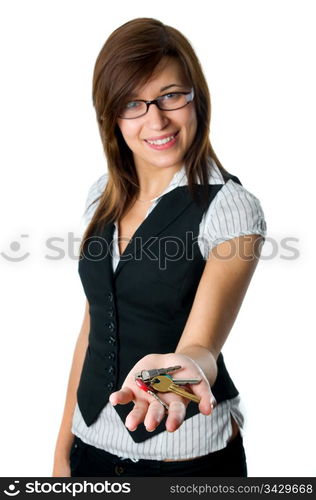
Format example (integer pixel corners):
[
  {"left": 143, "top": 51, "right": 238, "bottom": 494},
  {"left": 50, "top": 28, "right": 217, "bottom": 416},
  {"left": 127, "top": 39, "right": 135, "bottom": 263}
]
[
  {"left": 144, "top": 374, "right": 201, "bottom": 386},
  {"left": 135, "top": 378, "right": 169, "bottom": 411},
  {"left": 166, "top": 375, "right": 202, "bottom": 386},
  {"left": 135, "top": 365, "right": 182, "bottom": 381},
  {"left": 135, "top": 365, "right": 182, "bottom": 382},
  {"left": 150, "top": 375, "right": 201, "bottom": 403}
]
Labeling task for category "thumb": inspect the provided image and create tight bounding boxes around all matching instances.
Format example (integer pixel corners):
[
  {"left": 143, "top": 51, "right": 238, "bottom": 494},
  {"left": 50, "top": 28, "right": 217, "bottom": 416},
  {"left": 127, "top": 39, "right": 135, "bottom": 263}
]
[
  {"left": 109, "top": 386, "right": 134, "bottom": 406},
  {"left": 188, "top": 380, "right": 217, "bottom": 415}
]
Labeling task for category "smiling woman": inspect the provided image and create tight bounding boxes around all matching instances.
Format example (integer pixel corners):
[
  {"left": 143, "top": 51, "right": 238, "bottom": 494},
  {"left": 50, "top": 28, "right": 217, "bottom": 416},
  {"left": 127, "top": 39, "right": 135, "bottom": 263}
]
[
  {"left": 53, "top": 17, "right": 267, "bottom": 478},
  {"left": 117, "top": 58, "right": 197, "bottom": 173}
]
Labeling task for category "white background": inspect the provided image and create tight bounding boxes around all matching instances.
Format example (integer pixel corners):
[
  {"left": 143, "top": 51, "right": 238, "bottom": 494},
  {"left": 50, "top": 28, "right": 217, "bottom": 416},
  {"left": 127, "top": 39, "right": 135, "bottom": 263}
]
[{"left": 0, "top": 0, "right": 315, "bottom": 477}]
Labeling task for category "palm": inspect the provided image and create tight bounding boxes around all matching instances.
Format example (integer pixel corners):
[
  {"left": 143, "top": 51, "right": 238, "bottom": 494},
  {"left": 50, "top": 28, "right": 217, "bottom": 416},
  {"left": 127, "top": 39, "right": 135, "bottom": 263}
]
[{"left": 109, "top": 353, "right": 215, "bottom": 433}]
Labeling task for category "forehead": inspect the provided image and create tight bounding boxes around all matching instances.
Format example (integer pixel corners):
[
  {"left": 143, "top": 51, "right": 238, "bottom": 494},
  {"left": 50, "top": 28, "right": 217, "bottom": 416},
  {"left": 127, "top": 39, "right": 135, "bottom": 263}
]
[{"left": 132, "top": 57, "right": 189, "bottom": 97}]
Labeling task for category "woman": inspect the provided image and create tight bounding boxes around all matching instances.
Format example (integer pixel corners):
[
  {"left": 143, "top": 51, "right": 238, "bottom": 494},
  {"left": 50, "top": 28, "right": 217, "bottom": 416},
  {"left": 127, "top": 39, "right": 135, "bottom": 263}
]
[{"left": 53, "top": 17, "right": 266, "bottom": 477}]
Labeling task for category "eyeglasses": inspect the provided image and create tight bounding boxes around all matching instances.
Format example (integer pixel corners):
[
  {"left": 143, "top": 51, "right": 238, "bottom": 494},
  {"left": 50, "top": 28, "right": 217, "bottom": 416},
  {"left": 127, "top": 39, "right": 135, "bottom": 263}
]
[{"left": 118, "top": 88, "right": 195, "bottom": 119}]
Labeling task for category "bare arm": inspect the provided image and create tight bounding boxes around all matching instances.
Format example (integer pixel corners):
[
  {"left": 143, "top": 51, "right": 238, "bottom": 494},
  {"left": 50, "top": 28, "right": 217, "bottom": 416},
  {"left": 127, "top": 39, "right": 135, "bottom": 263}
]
[
  {"left": 52, "top": 299, "right": 90, "bottom": 474},
  {"left": 110, "top": 234, "right": 264, "bottom": 433},
  {"left": 175, "top": 234, "right": 264, "bottom": 382}
]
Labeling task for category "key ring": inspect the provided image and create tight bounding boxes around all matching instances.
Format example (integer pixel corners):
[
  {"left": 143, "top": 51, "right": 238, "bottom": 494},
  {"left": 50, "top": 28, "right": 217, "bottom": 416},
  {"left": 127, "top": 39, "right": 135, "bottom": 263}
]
[{"left": 135, "top": 377, "right": 169, "bottom": 411}]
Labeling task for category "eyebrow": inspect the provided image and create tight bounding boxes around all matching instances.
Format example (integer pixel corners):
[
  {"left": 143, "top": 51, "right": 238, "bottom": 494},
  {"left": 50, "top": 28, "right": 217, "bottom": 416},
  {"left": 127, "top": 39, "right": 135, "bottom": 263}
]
[{"left": 160, "top": 83, "right": 188, "bottom": 92}]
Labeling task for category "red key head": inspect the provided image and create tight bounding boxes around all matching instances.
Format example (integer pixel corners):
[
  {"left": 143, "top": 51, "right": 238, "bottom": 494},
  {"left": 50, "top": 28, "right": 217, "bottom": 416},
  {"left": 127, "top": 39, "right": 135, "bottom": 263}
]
[{"left": 135, "top": 378, "right": 150, "bottom": 392}]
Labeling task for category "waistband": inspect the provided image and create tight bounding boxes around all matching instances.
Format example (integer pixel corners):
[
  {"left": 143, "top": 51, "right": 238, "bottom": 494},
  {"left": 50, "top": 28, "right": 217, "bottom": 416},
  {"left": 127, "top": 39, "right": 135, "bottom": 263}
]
[{"left": 73, "top": 430, "right": 243, "bottom": 465}]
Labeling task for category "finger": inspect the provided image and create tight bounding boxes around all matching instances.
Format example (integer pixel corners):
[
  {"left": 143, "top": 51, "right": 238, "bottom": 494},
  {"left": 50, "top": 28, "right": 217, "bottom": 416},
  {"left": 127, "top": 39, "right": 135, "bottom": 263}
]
[
  {"left": 165, "top": 400, "right": 186, "bottom": 432},
  {"left": 185, "top": 380, "right": 216, "bottom": 415},
  {"left": 199, "top": 394, "right": 217, "bottom": 415},
  {"left": 109, "top": 387, "right": 134, "bottom": 406},
  {"left": 144, "top": 400, "right": 166, "bottom": 432},
  {"left": 198, "top": 390, "right": 217, "bottom": 415},
  {"left": 125, "top": 400, "right": 148, "bottom": 431}
]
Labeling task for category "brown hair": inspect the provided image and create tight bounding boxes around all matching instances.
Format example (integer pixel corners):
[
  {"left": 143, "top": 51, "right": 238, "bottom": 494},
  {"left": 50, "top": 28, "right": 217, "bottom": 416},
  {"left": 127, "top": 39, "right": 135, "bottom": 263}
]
[{"left": 79, "top": 17, "right": 230, "bottom": 255}]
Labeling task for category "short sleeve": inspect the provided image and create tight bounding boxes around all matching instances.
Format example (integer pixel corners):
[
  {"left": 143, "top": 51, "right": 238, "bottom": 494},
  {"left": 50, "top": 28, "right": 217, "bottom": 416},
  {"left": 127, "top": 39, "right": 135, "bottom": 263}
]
[
  {"left": 199, "top": 179, "right": 267, "bottom": 258},
  {"left": 81, "top": 173, "right": 108, "bottom": 229}
]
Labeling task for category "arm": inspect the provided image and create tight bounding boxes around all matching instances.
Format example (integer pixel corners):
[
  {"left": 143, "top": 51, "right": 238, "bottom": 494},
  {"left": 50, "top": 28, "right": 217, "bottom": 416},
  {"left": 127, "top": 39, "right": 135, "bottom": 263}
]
[
  {"left": 52, "top": 299, "right": 90, "bottom": 477},
  {"left": 175, "top": 234, "right": 264, "bottom": 383},
  {"left": 110, "top": 233, "right": 264, "bottom": 433}
]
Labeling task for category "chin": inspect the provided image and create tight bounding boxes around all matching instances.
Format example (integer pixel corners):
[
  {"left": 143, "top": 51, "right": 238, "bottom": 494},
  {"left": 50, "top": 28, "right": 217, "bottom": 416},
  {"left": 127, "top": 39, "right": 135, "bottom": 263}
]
[{"left": 146, "top": 154, "right": 184, "bottom": 170}]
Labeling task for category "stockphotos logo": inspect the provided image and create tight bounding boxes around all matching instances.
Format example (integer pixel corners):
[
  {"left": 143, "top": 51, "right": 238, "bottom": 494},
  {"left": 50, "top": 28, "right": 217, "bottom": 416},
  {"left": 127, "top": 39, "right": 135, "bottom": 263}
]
[
  {"left": 3, "top": 481, "right": 20, "bottom": 496},
  {"left": 2, "top": 480, "right": 131, "bottom": 496}
]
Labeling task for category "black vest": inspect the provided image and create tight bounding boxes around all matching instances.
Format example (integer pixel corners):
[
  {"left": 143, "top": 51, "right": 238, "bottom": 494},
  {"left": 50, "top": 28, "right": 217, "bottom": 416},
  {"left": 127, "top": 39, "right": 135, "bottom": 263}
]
[{"left": 77, "top": 171, "right": 242, "bottom": 443}]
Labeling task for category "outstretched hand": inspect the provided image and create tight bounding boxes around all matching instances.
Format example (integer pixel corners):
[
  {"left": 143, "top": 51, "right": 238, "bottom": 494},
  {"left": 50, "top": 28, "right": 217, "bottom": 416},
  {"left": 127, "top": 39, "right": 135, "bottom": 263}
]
[{"left": 109, "top": 353, "right": 216, "bottom": 433}]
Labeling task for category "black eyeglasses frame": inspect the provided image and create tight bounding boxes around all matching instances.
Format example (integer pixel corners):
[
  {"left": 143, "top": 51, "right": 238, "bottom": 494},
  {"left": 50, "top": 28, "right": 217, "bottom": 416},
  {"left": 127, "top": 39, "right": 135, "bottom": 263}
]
[{"left": 117, "top": 88, "right": 195, "bottom": 120}]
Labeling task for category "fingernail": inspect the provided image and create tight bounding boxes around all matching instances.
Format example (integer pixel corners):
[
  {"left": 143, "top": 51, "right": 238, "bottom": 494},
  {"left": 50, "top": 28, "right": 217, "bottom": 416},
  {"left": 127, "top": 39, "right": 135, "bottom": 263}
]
[
  {"left": 146, "top": 427, "right": 155, "bottom": 432},
  {"left": 126, "top": 425, "right": 137, "bottom": 431}
]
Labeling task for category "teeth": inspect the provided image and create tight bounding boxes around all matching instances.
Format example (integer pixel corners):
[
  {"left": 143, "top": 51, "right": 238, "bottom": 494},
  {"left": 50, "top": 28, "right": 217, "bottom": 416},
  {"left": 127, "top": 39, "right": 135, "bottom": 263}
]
[{"left": 147, "top": 134, "right": 175, "bottom": 145}]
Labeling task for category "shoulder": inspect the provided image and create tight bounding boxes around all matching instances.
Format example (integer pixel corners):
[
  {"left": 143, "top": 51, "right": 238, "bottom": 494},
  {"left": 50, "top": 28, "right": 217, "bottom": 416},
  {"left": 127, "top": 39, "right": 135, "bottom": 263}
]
[
  {"left": 214, "top": 178, "right": 266, "bottom": 228},
  {"left": 199, "top": 163, "right": 267, "bottom": 255},
  {"left": 86, "top": 172, "right": 108, "bottom": 203},
  {"left": 82, "top": 172, "right": 108, "bottom": 227},
  {"left": 207, "top": 160, "right": 226, "bottom": 185},
  {"left": 208, "top": 159, "right": 266, "bottom": 222}
]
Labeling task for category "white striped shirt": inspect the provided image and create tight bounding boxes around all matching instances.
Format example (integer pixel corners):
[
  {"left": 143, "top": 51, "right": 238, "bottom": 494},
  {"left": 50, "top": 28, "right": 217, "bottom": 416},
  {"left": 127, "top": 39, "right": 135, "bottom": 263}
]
[{"left": 72, "top": 160, "right": 267, "bottom": 460}]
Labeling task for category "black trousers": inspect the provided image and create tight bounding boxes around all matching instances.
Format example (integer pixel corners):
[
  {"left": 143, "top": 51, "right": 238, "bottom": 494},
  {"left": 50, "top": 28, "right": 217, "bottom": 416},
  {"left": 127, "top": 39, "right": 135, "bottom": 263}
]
[{"left": 70, "top": 431, "right": 247, "bottom": 477}]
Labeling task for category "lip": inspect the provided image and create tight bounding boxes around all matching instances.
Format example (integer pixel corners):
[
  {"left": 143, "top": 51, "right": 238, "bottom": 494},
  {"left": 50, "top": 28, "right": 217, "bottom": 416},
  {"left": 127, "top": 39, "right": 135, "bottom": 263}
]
[
  {"left": 144, "top": 131, "right": 179, "bottom": 151},
  {"left": 145, "top": 131, "right": 179, "bottom": 141}
]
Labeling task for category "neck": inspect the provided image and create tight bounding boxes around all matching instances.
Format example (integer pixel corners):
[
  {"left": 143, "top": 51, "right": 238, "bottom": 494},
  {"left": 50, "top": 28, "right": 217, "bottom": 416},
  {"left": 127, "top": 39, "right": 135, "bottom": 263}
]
[{"left": 134, "top": 163, "right": 183, "bottom": 201}]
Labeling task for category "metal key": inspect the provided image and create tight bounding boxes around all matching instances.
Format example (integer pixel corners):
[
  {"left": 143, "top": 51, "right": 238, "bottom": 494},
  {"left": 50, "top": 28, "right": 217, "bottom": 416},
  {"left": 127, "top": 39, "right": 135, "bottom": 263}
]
[
  {"left": 165, "top": 375, "right": 202, "bottom": 386},
  {"left": 135, "top": 365, "right": 182, "bottom": 382},
  {"left": 135, "top": 378, "right": 169, "bottom": 411},
  {"left": 150, "top": 375, "right": 201, "bottom": 403}
]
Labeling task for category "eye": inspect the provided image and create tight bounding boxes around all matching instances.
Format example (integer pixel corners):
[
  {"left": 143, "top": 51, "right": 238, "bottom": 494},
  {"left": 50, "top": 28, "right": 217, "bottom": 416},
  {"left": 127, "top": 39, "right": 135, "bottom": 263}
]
[
  {"left": 124, "top": 100, "right": 142, "bottom": 109},
  {"left": 161, "top": 93, "right": 179, "bottom": 101},
  {"left": 159, "top": 93, "right": 184, "bottom": 106}
]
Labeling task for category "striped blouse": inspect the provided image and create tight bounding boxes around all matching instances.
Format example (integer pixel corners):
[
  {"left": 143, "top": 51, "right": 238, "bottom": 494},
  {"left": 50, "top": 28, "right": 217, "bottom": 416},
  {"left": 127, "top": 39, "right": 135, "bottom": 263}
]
[{"left": 72, "top": 160, "right": 267, "bottom": 460}]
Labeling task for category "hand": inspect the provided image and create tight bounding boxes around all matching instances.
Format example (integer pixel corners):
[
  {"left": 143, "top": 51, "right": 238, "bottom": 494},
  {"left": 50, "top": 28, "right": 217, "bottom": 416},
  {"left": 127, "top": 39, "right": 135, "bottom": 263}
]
[{"left": 109, "top": 353, "right": 216, "bottom": 433}]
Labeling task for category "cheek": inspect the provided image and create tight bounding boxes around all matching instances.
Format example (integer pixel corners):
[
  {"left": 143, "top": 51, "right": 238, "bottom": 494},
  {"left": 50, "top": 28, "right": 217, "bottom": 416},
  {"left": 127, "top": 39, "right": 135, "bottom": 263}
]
[
  {"left": 188, "top": 109, "right": 198, "bottom": 134},
  {"left": 117, "top": 121, "right": 139, "bottom": 144},
  {"left": 178, "top": 108, "right": 197, "bottom": 136},
  {"left": 181, "top": 111, "right": 197, "bottom": 152}
]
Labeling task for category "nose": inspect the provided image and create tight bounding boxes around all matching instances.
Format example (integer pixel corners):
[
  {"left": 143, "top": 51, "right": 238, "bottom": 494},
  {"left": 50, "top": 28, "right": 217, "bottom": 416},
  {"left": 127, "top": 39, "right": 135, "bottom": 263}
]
[{"left": 145, "top": 103, "right": 169, "bottom": 130}]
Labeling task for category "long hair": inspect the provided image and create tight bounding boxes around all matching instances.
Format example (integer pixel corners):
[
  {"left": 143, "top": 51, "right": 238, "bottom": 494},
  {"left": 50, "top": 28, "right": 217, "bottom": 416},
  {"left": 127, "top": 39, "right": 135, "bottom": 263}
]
[{"left": 79, "top": 17, "right": 230, "bottom": 255}]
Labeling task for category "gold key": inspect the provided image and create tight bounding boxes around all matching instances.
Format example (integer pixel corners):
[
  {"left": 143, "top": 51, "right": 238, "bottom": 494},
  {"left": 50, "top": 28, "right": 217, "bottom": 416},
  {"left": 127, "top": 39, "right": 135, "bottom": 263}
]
[{"left": 150, "top": 375, "right": 200, "bottom": 403}]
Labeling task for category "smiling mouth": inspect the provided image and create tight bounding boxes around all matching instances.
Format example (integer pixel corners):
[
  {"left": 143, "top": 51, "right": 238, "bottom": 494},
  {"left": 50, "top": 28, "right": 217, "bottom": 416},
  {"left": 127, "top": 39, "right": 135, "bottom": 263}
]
[{"left": 145, "top": 131, "right": 179, "bottom": 146}]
